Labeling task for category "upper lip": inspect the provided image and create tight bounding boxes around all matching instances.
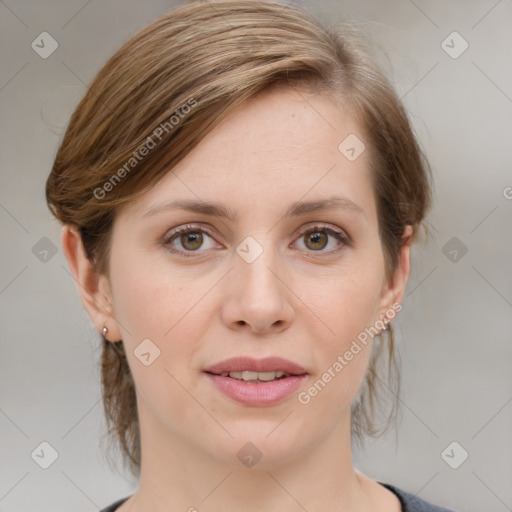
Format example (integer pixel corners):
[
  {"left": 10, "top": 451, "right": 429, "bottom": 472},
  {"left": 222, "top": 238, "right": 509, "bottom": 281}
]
[{"left": 204, "top": 356, "right": 308, "bottom": 376}]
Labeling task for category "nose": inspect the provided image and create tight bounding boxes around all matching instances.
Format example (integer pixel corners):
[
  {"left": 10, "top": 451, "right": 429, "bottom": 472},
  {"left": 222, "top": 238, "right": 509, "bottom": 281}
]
[{"left": 220, "top": 244, "right": 294, "bottom": 335}]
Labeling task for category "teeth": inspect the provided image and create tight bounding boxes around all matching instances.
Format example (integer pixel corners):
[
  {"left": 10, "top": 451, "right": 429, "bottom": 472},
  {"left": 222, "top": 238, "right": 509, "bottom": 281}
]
[
  {"left": 257, "top": 371, "right": 280, "bottom": 381},
  {"left": 222, "top": 370, "right": 287, "bottom": 381}
]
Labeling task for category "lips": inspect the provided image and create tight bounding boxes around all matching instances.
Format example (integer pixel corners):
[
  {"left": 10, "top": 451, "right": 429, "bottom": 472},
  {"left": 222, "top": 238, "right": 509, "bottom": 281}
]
[
  {"left": 204, "top": 356, "right": 308, "bottom": 376},
  {"left": 204, "top": 356, "right": 308, "bottom": 406}
]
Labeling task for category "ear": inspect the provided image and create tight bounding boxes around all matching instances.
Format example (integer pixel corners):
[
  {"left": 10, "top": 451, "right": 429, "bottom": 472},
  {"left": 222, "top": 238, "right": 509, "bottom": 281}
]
[
  {"left": 60, "top": 225, "right": 122, "bottom": 342},
  {"left": 376, "top": 225, "right": 413, "bottom": 324}
]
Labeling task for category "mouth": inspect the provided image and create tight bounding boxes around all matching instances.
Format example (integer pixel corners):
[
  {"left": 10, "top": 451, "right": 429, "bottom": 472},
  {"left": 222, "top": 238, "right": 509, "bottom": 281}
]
[
  {"left": 203, "top": 356, "right": 308, "bottom": 406},
  {"left": 206, "top": 369, "right": 293, "bottom": 382},
  {"left": 204, "top": 355, "right": 308, "bottom": 379}
]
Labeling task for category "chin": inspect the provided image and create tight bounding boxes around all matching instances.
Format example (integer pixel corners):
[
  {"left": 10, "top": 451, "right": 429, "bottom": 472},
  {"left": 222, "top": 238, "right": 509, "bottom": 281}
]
[{"left": 201, "top": 419, "right": 313, "bottom": 470}]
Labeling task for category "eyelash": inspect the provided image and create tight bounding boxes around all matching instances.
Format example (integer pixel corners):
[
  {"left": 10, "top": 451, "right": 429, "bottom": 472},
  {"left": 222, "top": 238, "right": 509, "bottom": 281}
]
[{"left": 161, "top": 223, "right": 350, "bottom": 258}]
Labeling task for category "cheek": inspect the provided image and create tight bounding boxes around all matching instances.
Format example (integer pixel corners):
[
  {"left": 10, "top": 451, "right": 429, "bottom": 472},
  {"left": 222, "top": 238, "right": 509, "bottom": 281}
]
[
  {"left": 298, "top": 287, "right": 376, "bottom": 420},
  {"left": 107, "top": 256, "right": 207, "bottom": 423},
  {"left": 303, "top": 261, "right": 383, "bottom": 404},
  {"left": 318, "top": 263, "right": 384, "bottom": 342},
  {"left": 109, "top": 246, "right": 195, "bottom": 338},
  {"left": 108, "top": 249, "right": 211, "bottom": 380}
]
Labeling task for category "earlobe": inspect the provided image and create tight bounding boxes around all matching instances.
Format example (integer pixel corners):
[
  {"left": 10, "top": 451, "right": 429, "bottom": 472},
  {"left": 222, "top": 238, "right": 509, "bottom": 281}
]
[{"left": 60, "top": 225, "right": 121, "bottom": 340}]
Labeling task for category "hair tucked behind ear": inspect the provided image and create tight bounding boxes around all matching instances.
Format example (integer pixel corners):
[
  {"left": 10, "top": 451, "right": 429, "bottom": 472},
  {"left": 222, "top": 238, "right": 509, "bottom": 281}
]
[{"left": 46, "top": 0, "right": 432, "bottom": 476}]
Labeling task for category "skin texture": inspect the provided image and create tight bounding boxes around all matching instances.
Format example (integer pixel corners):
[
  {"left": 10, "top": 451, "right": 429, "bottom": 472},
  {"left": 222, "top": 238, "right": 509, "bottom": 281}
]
[{"left": 62, "top": 86, "right": 411, "bottom": 511}]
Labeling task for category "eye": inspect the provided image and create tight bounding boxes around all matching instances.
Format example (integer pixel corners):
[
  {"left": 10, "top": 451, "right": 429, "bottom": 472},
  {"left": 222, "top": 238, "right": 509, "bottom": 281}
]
[
  {"left": 161, "top": 223, "right": 350, "bottom": 258},
  {"left": 293, "top": 225, "right": 349, "bottom": 254},
  {"left": 162, "top": 224, "right": 220, "bottom": 257}
]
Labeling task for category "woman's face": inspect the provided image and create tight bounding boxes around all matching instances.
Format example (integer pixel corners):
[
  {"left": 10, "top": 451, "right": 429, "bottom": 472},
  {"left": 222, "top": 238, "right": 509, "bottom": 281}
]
[{"left": 99, "top": 86, "right": 409, "bottom": 468}]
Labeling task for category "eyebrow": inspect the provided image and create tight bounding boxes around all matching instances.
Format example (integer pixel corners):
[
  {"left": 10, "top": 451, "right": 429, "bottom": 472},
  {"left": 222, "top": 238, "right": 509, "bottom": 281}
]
[{"left": 142, "top": 196, "right": 366, "bottom": 220}]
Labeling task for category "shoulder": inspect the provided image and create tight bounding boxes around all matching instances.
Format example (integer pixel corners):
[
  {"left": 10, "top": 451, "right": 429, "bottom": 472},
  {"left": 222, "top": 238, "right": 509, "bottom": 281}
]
[
  {"left": 98, "top": 496, "right": 131, "bottom": 512},
  {"left": 380, "top": 482, "right": 457, "bottom": 512}
]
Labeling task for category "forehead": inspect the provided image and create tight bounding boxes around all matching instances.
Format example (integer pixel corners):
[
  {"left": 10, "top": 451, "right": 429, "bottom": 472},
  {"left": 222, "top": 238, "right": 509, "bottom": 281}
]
[
  {"left": 120, "top": 86, "right": 376, "bottom": 221},
  {"left": 183, "top": 86, "right": 364, "bottom": 167}
]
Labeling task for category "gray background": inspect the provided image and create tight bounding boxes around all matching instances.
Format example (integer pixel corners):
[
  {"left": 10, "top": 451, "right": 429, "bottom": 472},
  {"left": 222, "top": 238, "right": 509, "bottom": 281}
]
[{"left": 1, "top": 0, "right": 511, "bottom": 511}]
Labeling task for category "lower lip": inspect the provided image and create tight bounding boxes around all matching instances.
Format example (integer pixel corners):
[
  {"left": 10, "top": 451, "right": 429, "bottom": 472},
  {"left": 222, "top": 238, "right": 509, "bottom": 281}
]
[{"left": 205, "top": 373, "right": 306, "bottom": 406}]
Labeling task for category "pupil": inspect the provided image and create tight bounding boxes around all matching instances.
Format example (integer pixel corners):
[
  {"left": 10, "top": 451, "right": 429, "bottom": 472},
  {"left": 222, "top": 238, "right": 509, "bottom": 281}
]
[
  {"left": 307, "top": 232, "right": 327, "bottom": 250},
  {"left": 182, "top": 232, "right": 203, "bottom": 250}
]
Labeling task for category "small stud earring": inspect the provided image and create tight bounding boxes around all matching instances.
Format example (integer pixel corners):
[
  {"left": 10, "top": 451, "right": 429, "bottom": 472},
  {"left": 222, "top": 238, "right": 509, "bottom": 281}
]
[{"left": 102, "top": 326, "right": 108, "bottom": 337}]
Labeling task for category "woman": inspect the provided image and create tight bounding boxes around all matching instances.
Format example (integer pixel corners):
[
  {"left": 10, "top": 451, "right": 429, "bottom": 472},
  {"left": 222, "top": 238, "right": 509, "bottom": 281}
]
[{"left": 46, "top": 1, "right": 455, "bottom": 510}]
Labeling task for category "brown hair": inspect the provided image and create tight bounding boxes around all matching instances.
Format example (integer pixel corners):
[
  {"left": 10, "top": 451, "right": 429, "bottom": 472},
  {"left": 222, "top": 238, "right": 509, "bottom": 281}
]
[{"left": 46, "top": 0, "right": 432, "bottom": 477}]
